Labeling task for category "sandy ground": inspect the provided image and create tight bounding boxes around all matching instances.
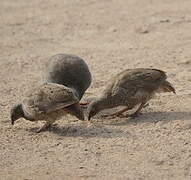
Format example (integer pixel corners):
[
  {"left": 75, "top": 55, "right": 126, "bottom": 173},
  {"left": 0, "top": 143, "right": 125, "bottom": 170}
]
[{"left": 0, "top": 0, "right": 191, "bottom": 179}]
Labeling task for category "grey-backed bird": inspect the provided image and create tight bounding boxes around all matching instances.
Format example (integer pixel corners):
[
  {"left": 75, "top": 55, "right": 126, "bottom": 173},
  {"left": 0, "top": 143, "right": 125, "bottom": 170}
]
[{"left": 43, "top": 53, "right": 92, "bottom": 115}]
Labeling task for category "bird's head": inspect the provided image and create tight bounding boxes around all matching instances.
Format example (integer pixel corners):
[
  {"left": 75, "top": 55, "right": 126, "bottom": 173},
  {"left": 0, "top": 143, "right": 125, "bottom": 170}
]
[
  {"left": 73, "top": 103, "right": 85, "bottom": 121},
  {"left": 10, "top": 103, "right": 24, "bottom": 125},
  {"left": 65, "top": 103, "right": 85, "bottom": 121},
  {"left": 87, "top": 99, "right": 103, "bottom": 121}
]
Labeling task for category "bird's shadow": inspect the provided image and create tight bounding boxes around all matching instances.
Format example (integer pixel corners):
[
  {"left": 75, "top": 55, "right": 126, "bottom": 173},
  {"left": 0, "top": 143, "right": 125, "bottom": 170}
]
[
  {"left": 28, "top": 123, "right": 130, "bottom": 138},
  {"left": 27, "top": 109, "right": 191, "bottom": 136},
  {"left": 100, "top": 111, "right": 191, "bottom": 126}
]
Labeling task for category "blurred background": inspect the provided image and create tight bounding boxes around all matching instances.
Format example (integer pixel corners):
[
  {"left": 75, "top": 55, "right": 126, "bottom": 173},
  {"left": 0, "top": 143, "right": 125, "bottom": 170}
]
[{"left": 0, "top": 0, "right": 191, "bottom": 179}]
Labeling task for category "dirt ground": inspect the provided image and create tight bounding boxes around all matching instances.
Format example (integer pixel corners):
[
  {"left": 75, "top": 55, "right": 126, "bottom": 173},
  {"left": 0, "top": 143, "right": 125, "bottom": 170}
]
[{"left": 1, "top": 0, "right": 191, "bottom": 179}]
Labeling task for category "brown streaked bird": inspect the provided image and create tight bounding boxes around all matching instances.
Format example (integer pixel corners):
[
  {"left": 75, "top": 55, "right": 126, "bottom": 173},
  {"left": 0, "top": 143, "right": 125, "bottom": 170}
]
[
  {"left": 10, "top": 83, "right": 84, "bottom": 133},
  {"left": 87, "top": 68, "right": 175, "bottom": 120},
  {"left": 43, "top": 53, "right": 92, "bottom": 116}
]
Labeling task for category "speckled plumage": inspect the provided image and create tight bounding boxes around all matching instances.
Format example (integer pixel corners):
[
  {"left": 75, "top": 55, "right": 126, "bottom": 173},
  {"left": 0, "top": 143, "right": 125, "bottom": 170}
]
[
  {"left": 11, "top": 83, "right": 84, "bottom": 132},
  {"left": 87, "top": 68, "right": 175, "bottom": 120}
]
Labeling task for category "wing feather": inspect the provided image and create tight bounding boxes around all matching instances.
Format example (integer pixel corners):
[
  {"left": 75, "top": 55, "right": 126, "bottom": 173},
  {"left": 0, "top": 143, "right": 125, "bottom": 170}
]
[
  {"left": 114, "top": 68, "right": 167, "bottom": 91},
  {"left": 22, "top": 83, "right": 79, "bottom": 116}
]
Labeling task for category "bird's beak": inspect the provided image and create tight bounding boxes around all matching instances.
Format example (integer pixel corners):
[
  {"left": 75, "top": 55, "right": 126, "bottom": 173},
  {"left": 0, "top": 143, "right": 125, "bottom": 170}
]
[
  {"left": 88, "top": 114, "right": 91, "bottom": 121},
  {"left": 75, "top": 103, "right": 85, "bottom": 121},
  {"left": 76, "top": 108, "right": 85, "bottom": 121},
  {"left": 11, "top": 116, "right": 15, "bottom": 125}
]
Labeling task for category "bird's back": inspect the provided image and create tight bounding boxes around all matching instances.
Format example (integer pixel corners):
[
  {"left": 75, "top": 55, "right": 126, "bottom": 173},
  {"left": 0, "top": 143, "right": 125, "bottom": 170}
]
[
  {"left": 110, "top": 68, "right": 167, "bottom": 93},
  {"left": 22, "top": 83, "right": 79, "bottom": 120},
  {"left": 102, "top": 68, "right": 168, "bottom": 108},
  {"left": 43, "top": 54, "right": 92, "bottom": 99}
]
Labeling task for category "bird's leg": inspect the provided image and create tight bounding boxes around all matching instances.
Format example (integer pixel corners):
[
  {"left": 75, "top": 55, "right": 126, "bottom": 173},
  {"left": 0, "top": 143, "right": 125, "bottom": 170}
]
[
  {"left": 143, "top": 103, "right": 149, "bottom": 108},
  {"left": 36, "top": 119, "right": 55, "bottom": 133},
  {"left": 128, "top": 102, "right": 145, "bottom": 118},
  {"left": 36, "top": 123, "right": 51, "bottom": 133},
  {"left": 102, "top": 107, "right": 129, "bottom": 118},
  {"left": 103, "top": 102, "right": 147, "bottom": 119}
]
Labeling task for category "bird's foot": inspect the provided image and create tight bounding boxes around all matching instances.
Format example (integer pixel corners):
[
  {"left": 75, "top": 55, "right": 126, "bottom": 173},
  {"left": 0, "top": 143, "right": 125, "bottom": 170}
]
[
  {"left": 101, "top": 114, "right": 113, "bottom": 119},
  {"left": 143, "top": 103, "right": 149, "bottom": 108},
  {"left": 126, "top": 112, "right": 142, "bottom": 119},
  {"left": 36, "top": 123, "right": 52, "bottom": 133},
  {"left": 102, "top": 113, "right": 126, "bottom": 119}
]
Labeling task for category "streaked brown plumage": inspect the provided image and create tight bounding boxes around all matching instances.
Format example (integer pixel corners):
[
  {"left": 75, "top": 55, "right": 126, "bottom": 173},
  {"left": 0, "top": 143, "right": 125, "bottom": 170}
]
[
  {"left": 10, "top": 83, "right": 84, "bottom": 132},
  {"left": 87, "top": 68, "right": 175, "bottom": 120}
]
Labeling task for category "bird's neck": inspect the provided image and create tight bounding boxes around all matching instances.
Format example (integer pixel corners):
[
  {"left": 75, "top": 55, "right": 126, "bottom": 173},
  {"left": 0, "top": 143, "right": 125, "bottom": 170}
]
[{"left": 95, "top": 96, "right": 113, "bottom": 111}]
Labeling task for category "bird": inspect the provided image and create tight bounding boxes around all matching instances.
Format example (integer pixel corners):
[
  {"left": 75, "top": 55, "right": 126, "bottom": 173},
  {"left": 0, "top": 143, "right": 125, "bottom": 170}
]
[
  {"left": 10, "top": 83, "right": 84, "bottom": 133},
  {"left": 87, "top": 68, "right": 175, "bottom": 120},
  {"left": 42, "top": 53, "right": 92, "bottom": 115},
  {"left": 43, "top": 53, "right": 92, "bottom": 99}
]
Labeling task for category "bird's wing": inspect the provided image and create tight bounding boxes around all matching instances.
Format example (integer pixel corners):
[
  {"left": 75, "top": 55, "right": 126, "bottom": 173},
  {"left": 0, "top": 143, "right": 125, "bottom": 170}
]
[
  {"left": 23, "top": 83, "right": 79, "bottom": 115},
  {"left": 115, "top": 68, "right": 167, "bottom": 91}
]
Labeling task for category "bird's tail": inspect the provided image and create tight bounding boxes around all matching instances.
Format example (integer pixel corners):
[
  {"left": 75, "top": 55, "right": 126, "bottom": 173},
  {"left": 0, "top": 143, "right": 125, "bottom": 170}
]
[{"left": 157, "top": 80, "right": 176, "bottom": 94}]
